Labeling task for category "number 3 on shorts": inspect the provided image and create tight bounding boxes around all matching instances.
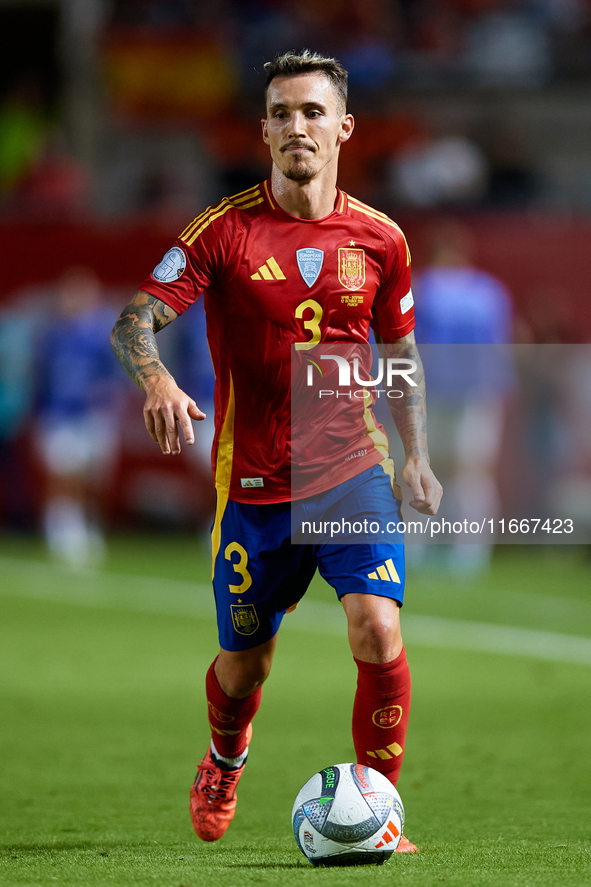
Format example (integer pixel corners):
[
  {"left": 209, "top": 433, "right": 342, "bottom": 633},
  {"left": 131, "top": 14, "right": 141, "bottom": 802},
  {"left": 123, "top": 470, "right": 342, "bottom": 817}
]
[{"left": 224, "top": 542, "right": 252, "bottom": 594}]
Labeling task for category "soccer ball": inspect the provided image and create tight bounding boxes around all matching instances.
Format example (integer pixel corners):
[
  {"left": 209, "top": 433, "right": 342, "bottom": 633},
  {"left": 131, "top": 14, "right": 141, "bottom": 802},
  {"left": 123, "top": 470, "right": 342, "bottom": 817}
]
[{"left": 292, "top": 763, "right": 404, "bottom": 867}]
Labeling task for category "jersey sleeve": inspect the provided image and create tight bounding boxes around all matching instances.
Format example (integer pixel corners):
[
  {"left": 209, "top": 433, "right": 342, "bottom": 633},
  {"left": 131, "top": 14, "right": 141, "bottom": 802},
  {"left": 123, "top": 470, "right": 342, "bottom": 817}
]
[
  {"left": 138, "top": 204, "right": 240, "bottom": 315},
  {"left": 370, "top": 226, "right": 415, "bottom": 340}
]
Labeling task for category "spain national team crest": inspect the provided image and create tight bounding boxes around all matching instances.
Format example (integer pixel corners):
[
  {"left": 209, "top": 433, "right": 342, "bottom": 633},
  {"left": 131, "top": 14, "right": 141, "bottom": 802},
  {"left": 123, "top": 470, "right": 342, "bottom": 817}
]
[
  {"left": 296, "top": 248, "right": 324, "bottom": 287},
  {"left": 231, "top": 603, "right": 259, "bottom": 635},
  {"left": 338, "top": 247, "right": 365, "bottom": 291}
]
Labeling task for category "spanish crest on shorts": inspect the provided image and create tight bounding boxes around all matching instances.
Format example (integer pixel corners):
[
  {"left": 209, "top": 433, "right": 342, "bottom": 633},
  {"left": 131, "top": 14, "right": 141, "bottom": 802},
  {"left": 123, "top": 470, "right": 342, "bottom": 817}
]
[{"left": 230, "top": 603, "right": 259, "bottom": 635}]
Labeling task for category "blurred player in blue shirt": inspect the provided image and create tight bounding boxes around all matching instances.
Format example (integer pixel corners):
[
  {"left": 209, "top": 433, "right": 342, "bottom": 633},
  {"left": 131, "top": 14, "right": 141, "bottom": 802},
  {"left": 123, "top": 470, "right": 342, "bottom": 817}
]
[
  {"left": 35, "top": 267, "right": 122, "bottom": 567},
  {"left": 413, "top": 220, "right": 513, "bottom": 573}
]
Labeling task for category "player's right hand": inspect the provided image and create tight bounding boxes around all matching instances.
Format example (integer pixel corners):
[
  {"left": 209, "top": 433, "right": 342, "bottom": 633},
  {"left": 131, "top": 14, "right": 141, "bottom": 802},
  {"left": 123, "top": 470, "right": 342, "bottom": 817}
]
[{"left": 142, "top": 374, "right": 205, "bottom": 455}]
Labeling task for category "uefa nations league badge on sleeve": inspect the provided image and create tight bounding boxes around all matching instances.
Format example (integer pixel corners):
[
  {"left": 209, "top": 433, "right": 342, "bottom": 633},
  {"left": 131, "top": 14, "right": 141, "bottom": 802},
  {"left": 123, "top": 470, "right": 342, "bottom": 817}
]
[{"left": 152, "top": 247, "right": 187, "bottom": 282}]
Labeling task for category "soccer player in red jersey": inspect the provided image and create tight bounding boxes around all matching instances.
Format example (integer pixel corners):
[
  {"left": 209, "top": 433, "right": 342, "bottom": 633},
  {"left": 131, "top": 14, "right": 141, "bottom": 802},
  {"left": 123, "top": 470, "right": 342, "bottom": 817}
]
[{"left": 111, "top": 50, "right": 442, "bottom": 853}]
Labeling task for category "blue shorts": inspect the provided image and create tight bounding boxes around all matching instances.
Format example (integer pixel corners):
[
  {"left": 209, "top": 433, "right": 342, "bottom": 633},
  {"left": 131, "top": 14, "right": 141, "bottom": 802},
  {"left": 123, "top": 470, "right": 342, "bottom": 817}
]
[{"left": 212, "top": 464, "right": 405, "bottom": 651}]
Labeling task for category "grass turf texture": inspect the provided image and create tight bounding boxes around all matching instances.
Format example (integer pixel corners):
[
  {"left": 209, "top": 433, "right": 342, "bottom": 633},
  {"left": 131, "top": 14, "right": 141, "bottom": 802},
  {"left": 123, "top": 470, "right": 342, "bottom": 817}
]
[{"left": 0, "top": 537, "right": 590, "bottom": 886}]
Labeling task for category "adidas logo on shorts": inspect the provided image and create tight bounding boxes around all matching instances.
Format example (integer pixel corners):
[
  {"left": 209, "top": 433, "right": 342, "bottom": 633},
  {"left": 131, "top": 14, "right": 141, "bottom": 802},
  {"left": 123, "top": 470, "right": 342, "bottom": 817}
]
[{"left": 367, "top": 558, "right": 401, "bottom": 583}]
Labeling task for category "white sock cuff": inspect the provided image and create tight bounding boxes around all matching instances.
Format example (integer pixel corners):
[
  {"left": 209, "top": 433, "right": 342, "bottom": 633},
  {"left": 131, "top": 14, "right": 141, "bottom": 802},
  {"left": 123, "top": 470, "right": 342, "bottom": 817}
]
[{"left": 210, "top": 739, "right": 249, "bottom": 769}]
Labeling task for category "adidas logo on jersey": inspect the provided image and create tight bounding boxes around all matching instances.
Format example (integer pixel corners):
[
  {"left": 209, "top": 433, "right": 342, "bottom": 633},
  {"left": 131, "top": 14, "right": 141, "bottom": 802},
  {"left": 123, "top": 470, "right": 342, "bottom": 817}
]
[
  {"left": 251, "top": 257, "right": 286, "bottom": 281},
  {"left": 367, "top": 558, "right": 401, "bottom": 583}
]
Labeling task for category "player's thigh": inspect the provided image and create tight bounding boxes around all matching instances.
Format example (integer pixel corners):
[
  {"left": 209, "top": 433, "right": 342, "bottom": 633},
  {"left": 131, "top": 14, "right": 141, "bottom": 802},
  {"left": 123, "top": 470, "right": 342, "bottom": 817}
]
[
  {"left": 315, "top": 541, "right": 405, "bottom": 662},
  {"left": 313, "top": 463, "right": 407, "bottom": 605},
  {"left": 212, "top": 499, "right": 316, "bottom": 652}
]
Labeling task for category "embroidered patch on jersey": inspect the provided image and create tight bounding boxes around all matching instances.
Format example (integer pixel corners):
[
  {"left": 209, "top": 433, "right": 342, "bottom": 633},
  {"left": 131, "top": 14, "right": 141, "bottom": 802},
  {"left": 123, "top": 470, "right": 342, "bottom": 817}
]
[
  {"left": 296, "top": 248, "right": 324, "bottom": 287},
  {"left": 240, "top": 477, "right": 264, "bottom": 488},
  {"left": 400, "top": 289, "right": 414, "bottom": 314},
  {"left": 152, "top": 247, "right": 186, "bottom": 282},
  {"left": 338, "top": 248, "right": 365, "bottom": 291},
  {"left": 231, "top": 603, "right": 260, "bottom": 635}
]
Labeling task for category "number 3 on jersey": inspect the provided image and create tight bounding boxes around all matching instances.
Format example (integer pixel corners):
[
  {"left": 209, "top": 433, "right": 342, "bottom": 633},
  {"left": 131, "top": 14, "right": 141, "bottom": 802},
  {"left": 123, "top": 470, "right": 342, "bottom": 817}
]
[
  {"left": 224, "top": 542, "right": 252, "bottom": 594},
  {"left": 295, "top": 299, "right": 323, "bottom": 351}
]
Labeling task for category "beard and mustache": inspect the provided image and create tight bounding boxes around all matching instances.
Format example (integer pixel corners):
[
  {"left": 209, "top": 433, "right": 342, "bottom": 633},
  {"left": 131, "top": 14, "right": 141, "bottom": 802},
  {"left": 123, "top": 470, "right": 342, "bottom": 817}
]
[
  {"left": 281, "top": 143, "right": 317, "bottom": 182},
  {"left": 284, "top": 165, "right": 316, "bottom": 181}
]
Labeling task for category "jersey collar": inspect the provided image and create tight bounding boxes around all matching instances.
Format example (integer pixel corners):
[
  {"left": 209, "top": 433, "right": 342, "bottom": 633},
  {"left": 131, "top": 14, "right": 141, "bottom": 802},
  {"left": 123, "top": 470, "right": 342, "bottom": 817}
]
[{"left": 262, "top": 179, "right": 348, "bottom": 217}]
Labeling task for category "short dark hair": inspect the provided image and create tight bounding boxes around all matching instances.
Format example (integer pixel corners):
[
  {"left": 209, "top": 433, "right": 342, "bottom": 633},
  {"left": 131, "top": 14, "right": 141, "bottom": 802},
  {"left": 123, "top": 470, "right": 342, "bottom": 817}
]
[{"left": 263, "top": 49, "right": 348, "bottom": 114}]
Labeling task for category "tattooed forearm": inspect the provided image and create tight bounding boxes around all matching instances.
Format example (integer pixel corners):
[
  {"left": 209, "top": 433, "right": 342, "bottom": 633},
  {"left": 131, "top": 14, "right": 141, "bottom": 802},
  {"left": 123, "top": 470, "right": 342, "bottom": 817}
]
[
  {"left": 110, "top": 291, "right": 178, "bottom": 389},
  {"left": 375, "top": 331, "right": 429, "bottom": 460}
]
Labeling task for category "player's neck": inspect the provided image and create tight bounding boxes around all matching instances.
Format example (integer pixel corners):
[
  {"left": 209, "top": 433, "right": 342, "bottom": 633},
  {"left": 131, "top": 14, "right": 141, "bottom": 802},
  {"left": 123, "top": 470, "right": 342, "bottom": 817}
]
[{"left": 270, "top": 168, "right": 338, "bottom": 220}]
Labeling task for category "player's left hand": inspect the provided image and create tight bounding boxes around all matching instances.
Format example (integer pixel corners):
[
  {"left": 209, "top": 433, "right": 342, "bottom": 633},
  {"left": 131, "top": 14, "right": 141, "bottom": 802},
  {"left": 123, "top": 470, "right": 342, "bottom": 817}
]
[{"left": 403, "top": 457, "right": 443, "bottom": 515}]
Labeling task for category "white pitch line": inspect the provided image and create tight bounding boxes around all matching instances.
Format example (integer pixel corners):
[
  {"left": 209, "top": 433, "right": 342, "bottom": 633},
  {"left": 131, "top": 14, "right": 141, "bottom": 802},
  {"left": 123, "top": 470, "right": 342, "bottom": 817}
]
[
  {"left": 286, "top": 601, "right": 591, "bottom": 666},
  {"left": 1, "top": 556, "right": 591, "bottom": 666},
  {"left": 402, "top": 613, "right": 591, "bottom": 666}
]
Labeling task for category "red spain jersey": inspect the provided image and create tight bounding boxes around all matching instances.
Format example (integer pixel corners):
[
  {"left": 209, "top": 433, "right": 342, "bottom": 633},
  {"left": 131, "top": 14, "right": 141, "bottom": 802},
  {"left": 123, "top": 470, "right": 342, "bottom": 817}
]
[{"left": 139, "top": 180, "right": 414, "bottom": 504}]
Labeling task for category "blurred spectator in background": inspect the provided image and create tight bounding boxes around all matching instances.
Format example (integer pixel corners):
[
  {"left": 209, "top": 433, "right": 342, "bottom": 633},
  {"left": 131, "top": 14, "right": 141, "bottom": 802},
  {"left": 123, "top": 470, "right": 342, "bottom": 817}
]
[
  {"left": 401, "top": 0, "right": 468, "bottom": 84},
  {"left": 482, "top": 121, "right": 540, "bottom": 208},
  {"left": 34, "top": 268, "right": 122, "bottom": 567},
  {"left": 15, "top": 130, "right": 90, "bottom": 217},
  {"left": 0, "top": 70, "right": 88, "bottom": 217},
  {"left": 0, "top": 309, "right": 36, "bottom": 529},
  {"left": 509, "top": 283, "right": 580, "bottom": 524},
  {"left": 462, "top": 7, "right": 552, "bottom": 87},
  {"left": 518, "top": 284, "right": 578, "bottom": 345},
  {"left": 413, "top": 219, "right": 514, "bottom": 573},
  {"left": 553, "top": 345, "right": 591, "bottom": 540},
  {"left": 0, "top": 74, "right": 49, "bottom": 204},
  {"left": 388, "top": 129, "right": 489, "bottom": 208},
  {"left": 415, "top": 219, "right": 513, "bottom": 345}
]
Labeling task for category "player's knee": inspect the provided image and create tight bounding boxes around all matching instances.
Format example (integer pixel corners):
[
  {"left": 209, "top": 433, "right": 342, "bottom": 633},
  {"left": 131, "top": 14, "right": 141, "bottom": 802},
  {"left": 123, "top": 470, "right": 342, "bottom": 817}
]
[
  {"left": 217, "top": 658, "right": 272, "bottom": 699},
  {"left": 227, "top": 671, "right": 268, "bottom": 698},
  {"left": 348, "top": 609, "right": 402, "bottom": 663},
  {"left": 366, "top": 621, "right": 401, "bottom": 661}
]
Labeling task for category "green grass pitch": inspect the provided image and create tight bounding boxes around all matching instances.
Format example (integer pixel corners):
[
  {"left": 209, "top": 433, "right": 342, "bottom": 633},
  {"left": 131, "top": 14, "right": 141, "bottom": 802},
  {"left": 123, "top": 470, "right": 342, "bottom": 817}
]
[{"left": 0, "top": 536, "right": 590, "bottom": 886}]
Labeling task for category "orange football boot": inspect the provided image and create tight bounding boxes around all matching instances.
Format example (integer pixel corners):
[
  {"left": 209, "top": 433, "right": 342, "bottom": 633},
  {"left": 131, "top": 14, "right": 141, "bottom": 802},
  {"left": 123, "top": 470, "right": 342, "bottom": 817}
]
[
  {"left": 189, "top": 725, "right": 252, "bottom": 842},
  {"left": 396, "top": 835, "right": 418, "bottom": 853}
]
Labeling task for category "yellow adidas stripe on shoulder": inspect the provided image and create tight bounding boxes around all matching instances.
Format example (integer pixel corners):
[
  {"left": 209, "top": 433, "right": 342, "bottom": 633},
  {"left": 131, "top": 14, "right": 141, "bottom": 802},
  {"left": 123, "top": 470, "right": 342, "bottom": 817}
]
[
  {"left": 228, "top": 184, "right": 264, "bottom": 211},
  {"left": 348, "top": 197, "right": 401, "bottom": 229},
  {"left": 348, "top": 196, "right": 391, "bottom": 220},
  {"left": 179, "top": 199, "right": 226, "bottom": 242},
  {"left": 228, "top": 184, "right": 262, "bottom": 204},
  {"left": 180, "top": 190, "right": 264, "bottom": 247},
  {"left": 230, "top": 196, "right": 264, "bottom": 210},
  {"left": 347, "top": 197, "right": 411, "bottom": 265},
  {"left": 179, "top": 200, "right": 229, "bottom": 245},
  {"left": 180, "top": 185, "right": 261, "bottom": 240}
]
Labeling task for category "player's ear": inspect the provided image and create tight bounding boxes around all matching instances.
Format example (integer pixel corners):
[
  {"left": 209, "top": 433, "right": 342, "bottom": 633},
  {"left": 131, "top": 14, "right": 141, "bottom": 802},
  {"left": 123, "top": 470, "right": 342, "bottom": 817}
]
[
  {"left": 338, "top": 114, "right": 354, "bottom": 144},
  {"left": 261, "top": 119, "right": 270, "bottom": 144}
]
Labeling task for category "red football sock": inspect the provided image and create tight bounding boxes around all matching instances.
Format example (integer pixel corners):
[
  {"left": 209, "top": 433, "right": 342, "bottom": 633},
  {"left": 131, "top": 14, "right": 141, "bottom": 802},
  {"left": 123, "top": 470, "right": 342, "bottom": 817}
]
[
  {"left": 352, "top": 646, "right": 411, "bottom": 786},
  {"left": 205, "top": 658, "right": 262, "bottom": 758}
]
